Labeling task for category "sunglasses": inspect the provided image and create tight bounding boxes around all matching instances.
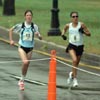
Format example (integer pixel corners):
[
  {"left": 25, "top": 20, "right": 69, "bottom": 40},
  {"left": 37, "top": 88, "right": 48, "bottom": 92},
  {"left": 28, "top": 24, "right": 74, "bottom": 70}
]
[{"left": 71, "top": 16, "right": 78, "bottom": 18}]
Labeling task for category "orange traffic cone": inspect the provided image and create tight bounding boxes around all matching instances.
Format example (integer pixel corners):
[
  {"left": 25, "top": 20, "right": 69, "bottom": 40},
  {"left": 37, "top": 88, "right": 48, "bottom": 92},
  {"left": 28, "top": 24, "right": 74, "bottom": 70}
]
[{"left": 47, "top": 50, "right": 56, "bottom": 100}]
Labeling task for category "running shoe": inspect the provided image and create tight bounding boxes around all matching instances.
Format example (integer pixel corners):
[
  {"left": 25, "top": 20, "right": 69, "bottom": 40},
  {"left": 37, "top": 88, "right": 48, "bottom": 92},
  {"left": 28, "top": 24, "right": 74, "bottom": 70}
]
[
  {"left": 18, "top": 80, "right": 24, "bottom": 91},
  {"left": 67, "top": 72, "right": 73, "bottom": 84},
  {"left": 73, "top": 78, "right": 78, "bottom": 87}
]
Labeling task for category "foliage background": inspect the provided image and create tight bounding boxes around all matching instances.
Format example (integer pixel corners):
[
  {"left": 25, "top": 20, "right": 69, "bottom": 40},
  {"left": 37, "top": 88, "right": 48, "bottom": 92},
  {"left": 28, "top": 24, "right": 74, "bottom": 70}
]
[{"left": 0, "top": 0, "right": 100, "bottom": 54}]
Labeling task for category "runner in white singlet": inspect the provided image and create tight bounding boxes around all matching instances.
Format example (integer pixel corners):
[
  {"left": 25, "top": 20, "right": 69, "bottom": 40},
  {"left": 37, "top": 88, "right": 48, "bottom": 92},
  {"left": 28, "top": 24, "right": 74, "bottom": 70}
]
[{"left": 61, "top": 11, "right": 91, "bottom": 87}]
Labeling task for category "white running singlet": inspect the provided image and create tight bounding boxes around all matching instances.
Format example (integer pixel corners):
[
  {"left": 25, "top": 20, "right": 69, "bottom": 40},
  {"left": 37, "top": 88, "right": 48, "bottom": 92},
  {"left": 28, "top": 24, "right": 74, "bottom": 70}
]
[{"left": 68, "top": 22, "right": 83, "bottom": 46}]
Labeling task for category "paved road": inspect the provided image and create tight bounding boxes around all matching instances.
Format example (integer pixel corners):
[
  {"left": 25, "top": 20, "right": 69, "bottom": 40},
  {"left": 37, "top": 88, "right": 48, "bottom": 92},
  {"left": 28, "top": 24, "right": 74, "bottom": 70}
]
[
  {"left": 0, "top": 27, "right": 100, "bottom": 100},
  {"left": 0, "top": 39, "right": 100, "bottom": 100}
]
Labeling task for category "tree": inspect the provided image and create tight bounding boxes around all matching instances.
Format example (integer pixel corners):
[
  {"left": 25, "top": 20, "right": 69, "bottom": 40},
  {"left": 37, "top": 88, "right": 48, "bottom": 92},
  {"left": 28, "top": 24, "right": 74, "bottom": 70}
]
[
  {"left": 0, "top": 0, "right": 2, "bottom": 6},
  {"left": 3, "top": 0, "right": 15, "bottom": 16}
]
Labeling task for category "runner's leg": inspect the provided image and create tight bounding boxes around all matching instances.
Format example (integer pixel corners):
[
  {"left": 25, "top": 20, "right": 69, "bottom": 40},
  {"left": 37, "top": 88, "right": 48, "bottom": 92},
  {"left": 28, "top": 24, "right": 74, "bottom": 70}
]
[
  {"left": 69, "top": 49, "right": 78, "bottom": 78},
  {"left": 18, "top": 48, "right": 30, "bottom": 80}
]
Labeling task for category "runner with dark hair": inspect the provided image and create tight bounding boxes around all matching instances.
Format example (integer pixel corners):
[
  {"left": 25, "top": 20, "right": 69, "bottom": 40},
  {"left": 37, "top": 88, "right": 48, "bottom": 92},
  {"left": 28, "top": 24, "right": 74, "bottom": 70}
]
[
  {"left": 9, "top": 10, "right": 42, "bottom": 90},
  {"left": 61, "top": 11, "right": 91, "bottom": 87}
]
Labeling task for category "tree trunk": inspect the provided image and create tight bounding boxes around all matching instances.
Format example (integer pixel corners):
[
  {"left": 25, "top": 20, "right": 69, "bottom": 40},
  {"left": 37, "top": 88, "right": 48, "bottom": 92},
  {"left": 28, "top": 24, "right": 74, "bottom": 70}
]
[
  {"left": 3, "top": 0, "right": 15, "bottom": 16},
  {"left": 0, "top": 0, "right": 2, "bottom": 6}
]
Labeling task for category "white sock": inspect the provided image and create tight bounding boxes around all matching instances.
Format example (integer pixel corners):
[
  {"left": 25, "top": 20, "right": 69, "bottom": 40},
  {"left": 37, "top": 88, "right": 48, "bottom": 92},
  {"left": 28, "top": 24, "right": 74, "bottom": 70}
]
[{"left": 73, "top": 78, "right": 77, "bottom": 80}]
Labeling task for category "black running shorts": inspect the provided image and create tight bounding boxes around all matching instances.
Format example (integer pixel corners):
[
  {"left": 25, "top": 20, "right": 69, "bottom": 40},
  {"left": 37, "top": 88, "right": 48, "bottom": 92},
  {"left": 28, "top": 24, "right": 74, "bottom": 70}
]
[
  {"left": 20, "top": 46, "right": 33, "bottom": 54},
  {"left": 66, "top": 43, "right": 84, "bottom": 56}
]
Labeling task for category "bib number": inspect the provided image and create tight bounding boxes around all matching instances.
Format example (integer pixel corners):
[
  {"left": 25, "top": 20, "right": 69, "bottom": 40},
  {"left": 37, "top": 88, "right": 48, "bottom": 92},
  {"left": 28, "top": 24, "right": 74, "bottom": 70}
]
[
  {"left": 70, "top": 34, "right": 80, "bottom": 43},
  {"left": 23, "top": 32, "right": 32, "bottom": 41}
]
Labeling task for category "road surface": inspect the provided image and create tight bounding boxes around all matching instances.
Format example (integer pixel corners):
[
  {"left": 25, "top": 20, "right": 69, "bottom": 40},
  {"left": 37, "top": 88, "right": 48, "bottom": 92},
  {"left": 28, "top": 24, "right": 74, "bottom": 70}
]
[{"left": 0, "top": 39, "right": 100, "bottom": 100}]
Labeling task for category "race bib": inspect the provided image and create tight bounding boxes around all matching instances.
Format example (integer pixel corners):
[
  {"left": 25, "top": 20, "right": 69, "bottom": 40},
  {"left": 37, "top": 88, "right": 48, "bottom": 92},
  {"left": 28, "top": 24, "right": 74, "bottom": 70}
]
[
  {"left": 70, "top": 34, "right": 81, "bottom": 43},
  {"left": 23, "top": 32, "right": 33, "bottom": 41}
]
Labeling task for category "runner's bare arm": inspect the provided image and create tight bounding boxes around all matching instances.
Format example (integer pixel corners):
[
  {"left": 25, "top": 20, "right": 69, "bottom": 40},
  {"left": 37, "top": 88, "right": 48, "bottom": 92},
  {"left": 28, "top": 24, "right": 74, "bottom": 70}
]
[
  {"left": 35, "top": 32, "right": 42, "bottom": 40},
  {"left": 9, "top": 28, "right": 15, "bottom": 45},
  {"left": 61, "top": 24, "right": 69, "bottom": 40},
  {"left": 61, "top": 24, "right": 69, "bottom": 36},
  {"left": 34, "top": 24, "right": 42, "bottom": 40},
  {"left": 81, "top": 22, "right": 91, "bottom": 36}
]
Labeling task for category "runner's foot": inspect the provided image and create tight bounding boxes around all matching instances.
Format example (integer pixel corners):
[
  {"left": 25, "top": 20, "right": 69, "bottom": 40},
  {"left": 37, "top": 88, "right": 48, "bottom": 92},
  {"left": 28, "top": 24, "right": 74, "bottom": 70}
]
[
  {"left": 73, "top": 78, "right": 78, "bottom": 87},
  {"left": 18, "top": 80, "right": 24, "bottom": 91},
  {"left": 67, "top": 72, "right": 73, "bottom": 84}
]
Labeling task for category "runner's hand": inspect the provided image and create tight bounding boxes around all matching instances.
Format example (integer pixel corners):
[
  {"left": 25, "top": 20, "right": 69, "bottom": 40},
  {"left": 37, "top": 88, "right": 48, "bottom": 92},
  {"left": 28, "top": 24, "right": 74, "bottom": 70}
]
[
  {"left": 10, "top": 40, "right": 15, "bottom": 45},
  {"left": 38, "top": 36, "right": 42, "bottom": 40},
  {"left": 79, "top": 27, "right": 84, "bottom": 34},
  {"left": 61, "top": 35, "right": 67, "bottom": 40}
]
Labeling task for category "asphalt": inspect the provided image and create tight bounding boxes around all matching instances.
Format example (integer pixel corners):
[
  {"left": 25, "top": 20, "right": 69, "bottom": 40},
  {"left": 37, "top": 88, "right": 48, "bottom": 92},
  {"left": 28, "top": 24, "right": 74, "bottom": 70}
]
[{"left": 0, "top": 27, "right": 100, "bottom": 100}]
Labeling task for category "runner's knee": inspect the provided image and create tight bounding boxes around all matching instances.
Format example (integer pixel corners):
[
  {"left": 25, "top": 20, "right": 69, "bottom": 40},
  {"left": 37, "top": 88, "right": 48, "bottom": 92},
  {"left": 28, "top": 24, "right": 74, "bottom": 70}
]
[
  {"left": 73, "top": 59, "right": 78, "bottom": 65},
  {"left": 23, "top": 60, "right": 29, "bottom": 65}
]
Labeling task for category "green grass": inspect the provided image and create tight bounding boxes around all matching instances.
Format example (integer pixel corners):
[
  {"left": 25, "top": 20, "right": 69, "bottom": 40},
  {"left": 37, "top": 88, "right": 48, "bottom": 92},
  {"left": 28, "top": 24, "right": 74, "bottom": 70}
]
[{"left": 0, "top": 0, "right": 100, "bottom": 54}]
